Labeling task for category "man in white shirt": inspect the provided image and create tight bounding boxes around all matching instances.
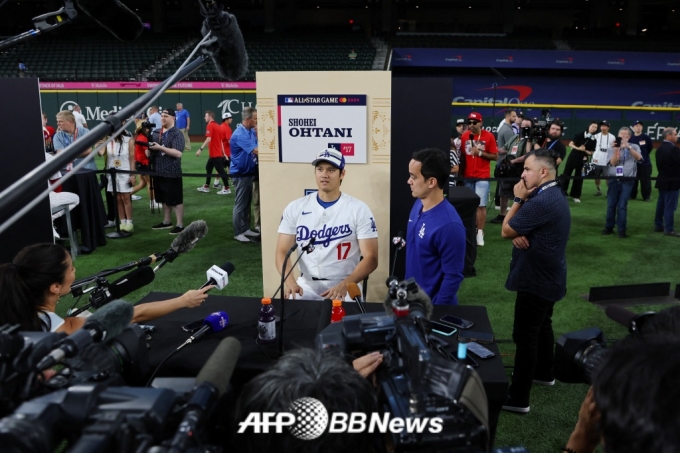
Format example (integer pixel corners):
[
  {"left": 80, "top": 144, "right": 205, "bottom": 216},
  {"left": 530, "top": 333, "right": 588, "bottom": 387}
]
[
  {"left": 591, "top": 120, "right": 616, "bottom": 196},
  {"left": 72, "top": 104, "right": 88, "bottom": 129}
]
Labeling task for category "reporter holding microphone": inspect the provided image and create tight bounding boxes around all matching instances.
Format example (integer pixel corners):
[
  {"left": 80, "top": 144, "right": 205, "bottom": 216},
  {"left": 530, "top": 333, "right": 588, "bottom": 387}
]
[{"left": 0, "top": 243, "right": 213, "bottom": 335}]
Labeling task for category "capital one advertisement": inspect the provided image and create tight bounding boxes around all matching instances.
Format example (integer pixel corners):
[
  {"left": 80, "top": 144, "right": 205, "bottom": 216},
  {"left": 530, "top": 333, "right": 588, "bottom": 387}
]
[{"left": 277, "top": 95, "right": 367, "bottom": 164}]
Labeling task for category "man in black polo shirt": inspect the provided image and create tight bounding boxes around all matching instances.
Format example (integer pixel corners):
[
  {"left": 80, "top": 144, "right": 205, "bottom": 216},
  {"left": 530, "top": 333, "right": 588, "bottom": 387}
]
[
  {"left": 148, "top": 108, "right": 186, "bottom": 235},
  {"left": 500, "top": 148, "right": 571, "bottom": 414}
]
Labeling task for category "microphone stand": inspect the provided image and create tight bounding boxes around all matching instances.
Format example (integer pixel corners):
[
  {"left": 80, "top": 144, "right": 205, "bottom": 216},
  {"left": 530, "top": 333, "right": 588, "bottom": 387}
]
[
  {"left": 390, "top": 237, "right": 405, "bottom": 278},
  {"left": 276, "top": 243, "right": 314, "bottom": 355}
]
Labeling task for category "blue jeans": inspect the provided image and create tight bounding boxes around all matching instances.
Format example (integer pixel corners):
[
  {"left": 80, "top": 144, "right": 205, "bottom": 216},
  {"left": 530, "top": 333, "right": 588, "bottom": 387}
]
[
  {"left": 655, "top": 189, "right": 680, "bottom": 233},
  {"left": 232, "top": 175, "right": 254, "bottom": 236},
  {"left": 605, "top": 179, "right": 634, "bottom": 232}
]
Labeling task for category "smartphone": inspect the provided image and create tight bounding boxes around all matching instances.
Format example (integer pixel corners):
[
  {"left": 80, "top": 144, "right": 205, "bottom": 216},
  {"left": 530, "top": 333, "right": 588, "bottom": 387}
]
[
  {"left": 458, "top": 330, "right": 494, "bottom": 344},
  {"left": 440, "top": 315, "right": 474, "bottom": 329},
  {"left": 429, "top": 321, "right": 458, "bottom": 337},
  {"left": 181, "top": 319, "right": 204, "bottom": 333},
  {"left": 466, "top": 341, "right": 496, "bottom": 359},
  {"left": 614, "top": 136, "right": 622, "bottom": 147}
]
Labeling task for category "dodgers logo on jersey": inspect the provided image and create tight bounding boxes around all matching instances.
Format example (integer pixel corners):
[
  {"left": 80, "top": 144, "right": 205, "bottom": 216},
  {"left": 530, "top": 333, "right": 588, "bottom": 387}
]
[
  {"left": 370, "top": 217, "right": 377, "bottom": 232},
  {"left": 297, "top": 224, "right": 353, "bottom": 247}
]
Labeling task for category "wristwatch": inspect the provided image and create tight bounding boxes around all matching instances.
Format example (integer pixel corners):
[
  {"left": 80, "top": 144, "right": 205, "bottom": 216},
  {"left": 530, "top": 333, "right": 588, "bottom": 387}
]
[{"left": 513, "top": 196, "right": 525, "bottom": 205}]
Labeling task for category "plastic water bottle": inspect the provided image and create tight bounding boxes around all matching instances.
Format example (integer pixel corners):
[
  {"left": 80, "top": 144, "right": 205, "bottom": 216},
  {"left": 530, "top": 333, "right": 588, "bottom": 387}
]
[
  {"left": 257, "top": 298, "right": 276, "bottom": 343},
  {"left": 330, "top": 299, "right": 346, "bottom": 323}
]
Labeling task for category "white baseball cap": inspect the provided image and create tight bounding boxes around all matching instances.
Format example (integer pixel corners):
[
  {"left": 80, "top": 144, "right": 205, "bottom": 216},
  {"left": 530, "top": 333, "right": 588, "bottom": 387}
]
[
  {"left": 311, "top": 148, "right": 345, "bottom": 170},
  {"left": 222, "top": 112, "right": 232, "bottom": 120}
]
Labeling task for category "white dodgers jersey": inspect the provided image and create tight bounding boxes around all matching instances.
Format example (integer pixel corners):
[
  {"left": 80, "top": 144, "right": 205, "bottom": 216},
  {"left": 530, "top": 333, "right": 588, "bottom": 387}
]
[{"left": 278, "top": 193, "right": 378, "bottom": 280}]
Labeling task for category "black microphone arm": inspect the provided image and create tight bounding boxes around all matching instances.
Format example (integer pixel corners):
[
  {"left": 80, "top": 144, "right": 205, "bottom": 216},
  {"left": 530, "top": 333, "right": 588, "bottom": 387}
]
[
  {"left": 0, "top": 50, "right": 211, "bottom": 234},
  {"left": 0, "top": 0, "right": 78, "bottom": 51}
]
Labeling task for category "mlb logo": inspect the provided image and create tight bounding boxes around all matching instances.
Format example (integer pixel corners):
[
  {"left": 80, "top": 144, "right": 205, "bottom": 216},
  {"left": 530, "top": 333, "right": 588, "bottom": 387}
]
[
  {"left": 285, "top": 97, "right": 294, "bottom": 103},
  {"left": 328, "top": 143, "right": 355, "bottom": 157}
]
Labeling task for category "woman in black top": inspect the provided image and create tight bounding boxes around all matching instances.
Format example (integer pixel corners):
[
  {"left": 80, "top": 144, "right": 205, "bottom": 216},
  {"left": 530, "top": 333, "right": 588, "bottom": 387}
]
[{"left": 560, "top": 122, "right": 598, "bottom": 202}]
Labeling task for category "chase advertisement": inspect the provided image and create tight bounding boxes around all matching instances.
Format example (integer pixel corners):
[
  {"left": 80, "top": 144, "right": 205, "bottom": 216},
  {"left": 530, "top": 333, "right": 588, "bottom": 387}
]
[{"left": 277, "top": 95, "right": 367, "bottom": 164}]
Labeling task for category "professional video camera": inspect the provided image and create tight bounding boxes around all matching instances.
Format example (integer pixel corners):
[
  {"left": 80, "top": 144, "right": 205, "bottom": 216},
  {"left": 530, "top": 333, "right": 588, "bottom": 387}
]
[
  {"left": 520, "top": 109, "right": 553, "bottom": 142},
  {"left": 316, "top": 277, "right": 489, "bottom": 453},
  {"left": 553, "top": 306, "right": 656, "bottom": 384},
  {"left": 135, "top": 121, "right": 156, "bottom": 149},
  {"left": 0, "top": 318, "right": 149, "bottom": 419}
]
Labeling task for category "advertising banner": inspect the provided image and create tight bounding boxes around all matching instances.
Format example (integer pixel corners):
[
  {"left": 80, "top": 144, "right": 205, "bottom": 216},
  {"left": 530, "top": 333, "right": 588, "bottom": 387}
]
[{"left": 277, "top": 94, "right": 367, "bottom": 163}]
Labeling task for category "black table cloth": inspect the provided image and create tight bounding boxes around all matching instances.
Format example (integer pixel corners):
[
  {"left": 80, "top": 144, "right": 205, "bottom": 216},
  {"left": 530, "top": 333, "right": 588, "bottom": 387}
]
[
  {"left": 58, "top": 170, "right": 107, "bottom": 253},
  {"left": 137, "top": 293, "right": 509, "bottom": 441}
]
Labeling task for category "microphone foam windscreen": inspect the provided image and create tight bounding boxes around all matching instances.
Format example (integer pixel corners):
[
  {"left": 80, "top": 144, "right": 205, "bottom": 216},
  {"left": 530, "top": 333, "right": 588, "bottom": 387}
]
[
  {"left": 201, "top": 10, "right": 249, "bottom": 80},
  {"left": 347, "top": 282, "right": 361, "bottom": 300},
  {"left": 109, "top": 265, "right": 155, "bottom": 300},
  {"left": 204, "top": 311, "right": 229, "bottom": 332},
  {"left": 171, "top": 220, "right": 209, "bottom": 254},
  {"left": 76, "top": 0, "right": 144, "bottom": 41},
  {"left": 196, "top": 336, "right": 241, "bottom": 396},
  {"left": 220, "top": 261, "right": 236, "bottom": 276},
  {"left": 85, "top": 299, "right": 133, "bottom": 341}
]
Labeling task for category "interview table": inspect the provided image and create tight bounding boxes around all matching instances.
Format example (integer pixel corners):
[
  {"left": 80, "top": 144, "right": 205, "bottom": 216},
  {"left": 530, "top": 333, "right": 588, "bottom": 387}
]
[{"left": 138, "top": 293, "right": 508, "bottom": 440}]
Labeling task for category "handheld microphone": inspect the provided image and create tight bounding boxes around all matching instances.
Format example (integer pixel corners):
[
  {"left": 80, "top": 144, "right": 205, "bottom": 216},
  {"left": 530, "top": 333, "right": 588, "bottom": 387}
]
[
  {"left": 177, "top": 311, "right": 229, "bottom": 351},
  {"left": 168, "top": 337, "right": 242, "bottom": 451},
  {"left": 391, "top": 231, "right": 405, "bottom": 250},
  {"left": 347, "top": 282, "right": 366, "bottom": 314},
  {"left": 199, "top": 262, "right": 235, "bottom": 290},
  {"left": 75, "top": 0, "right": 144, "bottom": 41},
  {"left": 37, "top": 300, "right": 133, "bottom": 371},
  {"left": 605, "top": 305, "right": 655, "bottom": 334},
  {"left": 154, "top": 220, "right": 209, "bottom": 271},
  {"left": 199, "top": 0, "right": 248, "bottom": 80}
]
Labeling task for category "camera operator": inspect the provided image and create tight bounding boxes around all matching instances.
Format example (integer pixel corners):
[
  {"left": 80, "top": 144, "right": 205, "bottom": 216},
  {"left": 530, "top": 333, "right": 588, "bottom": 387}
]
[
  {"left": 147, "top": 108, "right": 186, "bottom": 235},
  {"left": 533, "top": 120, "right": 566, "bottom": 169},
  {"left": 0, "top": 243, "right": 213, "bottom": 334},
  {"left": 561, "top": 121, "right": 598, "bottom": 203},
  {"left": 601, "top": 127, "right": 642, "bottom": 238},
  {"left": 591, "top": 120, "right": 617, "bottom": 196},
  {"left": 564, "top": 335, "right": 680, "bottom": 453},
  {"left": 501, "top": 148, "right": 571, "bottom": 414},
  {"left": 233, "top": 348, "right": 377, "bottom": 453}
]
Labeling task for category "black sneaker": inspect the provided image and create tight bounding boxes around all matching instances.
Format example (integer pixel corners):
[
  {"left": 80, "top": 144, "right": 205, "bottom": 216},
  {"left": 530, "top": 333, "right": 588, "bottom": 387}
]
[
  {"left": 169, "top": 226, "right": 184, "bottom": 235},
  {"left": 601, "top": 227, "right": 614, "bottom": 235},
  {"left": 618, "top": 231, "right": 627, "bottom": 239},
  {"left": 502, "top": 397, "right": 530, "bottom": 414},
  {"left": 489, "top": 214, "right": 505, "bottom": 224},
  {"left": 152, "top": 222, "right": 172, "bottom": 230}
]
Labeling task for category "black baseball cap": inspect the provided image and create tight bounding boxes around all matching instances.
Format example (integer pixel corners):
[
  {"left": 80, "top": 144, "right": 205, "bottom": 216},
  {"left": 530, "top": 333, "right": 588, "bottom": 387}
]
[
  {"left": 632, "top": 120, "right": 643, "bottom": 126},
  {"left": 162, "top": 108, "right": 176, "bottom": 117},
  {"left": 599, "top": 120, "right": 611, "bottom": 127}
]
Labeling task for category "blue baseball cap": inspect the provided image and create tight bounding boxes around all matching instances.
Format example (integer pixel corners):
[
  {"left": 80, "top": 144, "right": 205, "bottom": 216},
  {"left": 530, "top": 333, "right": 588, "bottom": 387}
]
[{"left": 312, "top": 148, "right": 345, "bottom": 170}]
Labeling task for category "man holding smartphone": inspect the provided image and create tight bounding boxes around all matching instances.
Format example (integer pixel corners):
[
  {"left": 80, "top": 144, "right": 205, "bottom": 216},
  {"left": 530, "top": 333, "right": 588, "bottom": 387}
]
[
  {"left": 601, "top": 127, "right": 642, "bottom": 238},
  {"left": 501, "top": 148, "right": 571, "bottom": 413}
]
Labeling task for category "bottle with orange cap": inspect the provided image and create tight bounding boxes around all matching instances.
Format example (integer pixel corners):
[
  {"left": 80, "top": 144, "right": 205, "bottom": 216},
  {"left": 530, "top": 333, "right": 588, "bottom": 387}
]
[
  {"left": 330, "top": 299, "right": 346, "bottom": 323},
  {"left": 258, "top": 297, "right": 276, "bottom": 343}
]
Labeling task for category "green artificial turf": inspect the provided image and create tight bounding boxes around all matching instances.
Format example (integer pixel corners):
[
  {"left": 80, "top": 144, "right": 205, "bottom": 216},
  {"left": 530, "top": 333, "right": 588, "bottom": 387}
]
[{"left": 58, "top": 145, "right": 678, "bottom": 452}]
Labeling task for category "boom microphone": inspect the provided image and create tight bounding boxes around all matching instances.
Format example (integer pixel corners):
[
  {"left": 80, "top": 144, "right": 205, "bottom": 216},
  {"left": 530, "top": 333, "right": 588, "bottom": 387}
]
[
  {"left": 169, "top": 337, "right": 242, "bottom": 451},
  {"left": 36, "top": 300, "right": 133, "bottom": 370},
  {"left": 75, "top": 0, "right": 144, "bottom": 41},
  {"left": 199, "top": 261, "right": 236, "bottom": 290},
  {"left": 154, "top": 220, "right": 209, "bottom": 271},
  {"left": 199, "top": 0, "right": 249, "bottom": 80},
  {"left": 605, "top": 305, "right": 655, "bottom": 334},
  {"left": 177, "top": 311, "right": 229, "bottom": 351},
  {"left": 347, "top": 282, "right": 366, "bottom": 314},
  {"left": 95, "top": 265, "right": 155, "bottom": 308}
]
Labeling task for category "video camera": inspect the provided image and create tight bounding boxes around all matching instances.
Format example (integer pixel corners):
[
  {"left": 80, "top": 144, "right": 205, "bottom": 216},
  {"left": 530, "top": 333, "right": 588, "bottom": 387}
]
[
  {"left": 135, "top": 121, "right": 155, "bottom": 149},
  {"left": 520, "top": 109, "right": 553, "bottom": 142},
  {"left": 316, "top": 278, "right": 489, "bottom": 453},
  {"left": 0, "top": 321, "right": 236, "bottom": 453},
  {"left": 0, "top": 323, "right": 149, "bottom": 419}
]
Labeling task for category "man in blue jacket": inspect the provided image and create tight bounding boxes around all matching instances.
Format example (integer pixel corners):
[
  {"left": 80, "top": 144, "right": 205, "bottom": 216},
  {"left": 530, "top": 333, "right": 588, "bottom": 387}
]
[
  {"left": 230, "top": 107, "right": 261, "bottom": 242},
  {"left": 405, "top": 148, "right": 466, "bottom": 305}
]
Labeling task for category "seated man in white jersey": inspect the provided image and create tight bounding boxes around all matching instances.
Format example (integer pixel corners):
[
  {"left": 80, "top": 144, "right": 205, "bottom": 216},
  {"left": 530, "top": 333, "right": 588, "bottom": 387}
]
[{"left": 276, "top": 148, "right": 379, "bottom": 301}]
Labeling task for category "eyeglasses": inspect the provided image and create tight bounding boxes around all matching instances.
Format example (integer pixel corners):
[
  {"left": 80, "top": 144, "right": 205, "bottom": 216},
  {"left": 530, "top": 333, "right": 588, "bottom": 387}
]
[{"left": 468, "top": 120, "right": 480, "bottom": 125}]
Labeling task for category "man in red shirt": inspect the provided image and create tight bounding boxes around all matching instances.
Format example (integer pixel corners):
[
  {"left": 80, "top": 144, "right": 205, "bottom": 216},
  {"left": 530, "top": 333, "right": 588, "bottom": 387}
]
[
  {"left": 219, "top": 112, "right": 234, "bottom": 189},
  {"left": 42, "top": 112, "right": 55, "bottom": 153},
  {"left": 460, "top": 112, "right": 498, "bottom": 246},
  {"left": 196, "top": 110, "right": 231, "bottom": 195}
]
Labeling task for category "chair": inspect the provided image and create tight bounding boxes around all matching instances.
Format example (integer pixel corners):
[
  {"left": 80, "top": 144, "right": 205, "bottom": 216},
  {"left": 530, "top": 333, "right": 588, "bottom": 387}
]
[{"left": 51, "top": 204, "right": 78, "bottom": 259}]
